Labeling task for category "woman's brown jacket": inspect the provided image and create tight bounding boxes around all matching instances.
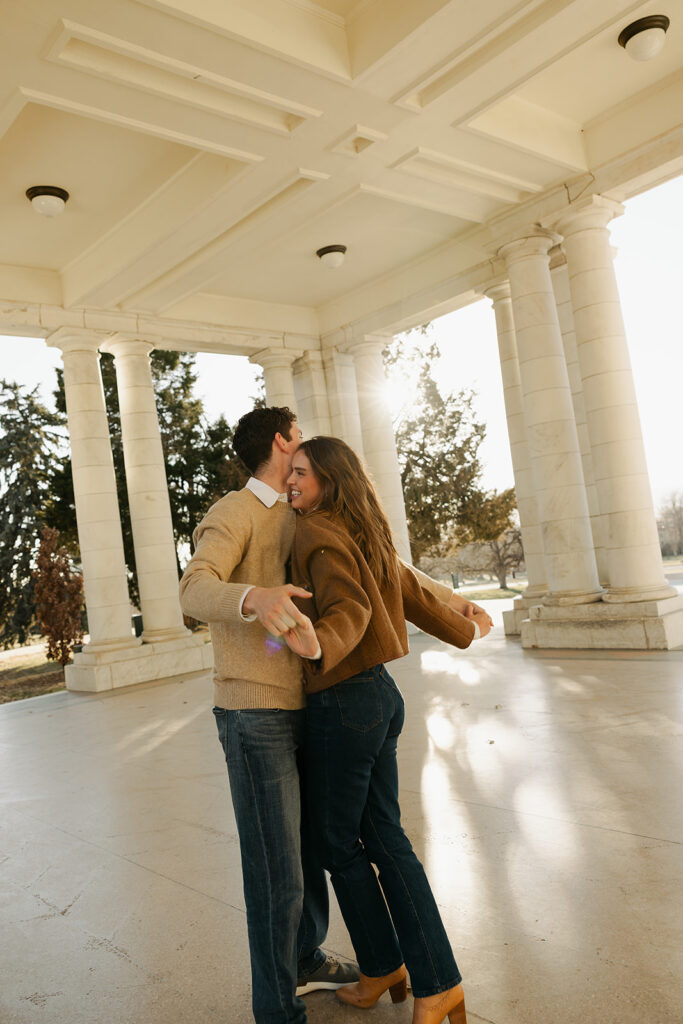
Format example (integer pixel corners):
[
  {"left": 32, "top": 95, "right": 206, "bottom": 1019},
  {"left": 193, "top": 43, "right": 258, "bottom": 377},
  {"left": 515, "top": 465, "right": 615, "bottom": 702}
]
[{"left": 291, "top": 511, "right": 476, "bottom": 692}]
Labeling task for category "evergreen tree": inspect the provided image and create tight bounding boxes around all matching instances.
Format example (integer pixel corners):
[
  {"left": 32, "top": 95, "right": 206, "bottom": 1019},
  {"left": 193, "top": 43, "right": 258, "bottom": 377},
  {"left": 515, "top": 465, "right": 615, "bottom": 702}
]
[
  {"left": 385, "top": 336, "right": 487, "bottom": 561},
  {"left": 0, "top": 381, "right": 67, "bottom": 647}
]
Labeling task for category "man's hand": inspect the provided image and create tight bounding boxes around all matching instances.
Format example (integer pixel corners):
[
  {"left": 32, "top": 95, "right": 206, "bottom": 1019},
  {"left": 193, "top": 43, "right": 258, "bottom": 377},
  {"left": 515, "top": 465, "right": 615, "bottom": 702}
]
[
  {"left": 471, "top": 609, "right": 492, "bottom": 637},
  {"left": 282, "top": 616, "right": 321, "bottom": 659},
  {"left": 449, "top": 592, "right": 494, "bottom": 631},
  {"left": 242, "top": 585, "right": 313, "bottom": 636}
]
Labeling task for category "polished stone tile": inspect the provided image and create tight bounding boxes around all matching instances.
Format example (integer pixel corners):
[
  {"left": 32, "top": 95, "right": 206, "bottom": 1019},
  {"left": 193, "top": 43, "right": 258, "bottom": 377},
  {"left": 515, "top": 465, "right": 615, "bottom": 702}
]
[{"left": 1, "top": 619, "right": 682, "bottom": 1024}]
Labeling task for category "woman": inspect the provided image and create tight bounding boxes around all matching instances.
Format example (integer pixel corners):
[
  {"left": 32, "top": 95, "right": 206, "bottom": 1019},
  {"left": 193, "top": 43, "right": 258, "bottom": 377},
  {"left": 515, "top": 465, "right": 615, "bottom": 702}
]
[{"left": 283, "top": 437, "right": 491, "bottom": 1024}]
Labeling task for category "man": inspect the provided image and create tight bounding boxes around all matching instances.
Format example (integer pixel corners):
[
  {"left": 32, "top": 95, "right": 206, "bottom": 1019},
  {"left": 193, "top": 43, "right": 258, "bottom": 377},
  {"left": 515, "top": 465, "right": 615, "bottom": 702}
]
[{"left": 179, "top": 406, "right": 358, "bottom": 1024}]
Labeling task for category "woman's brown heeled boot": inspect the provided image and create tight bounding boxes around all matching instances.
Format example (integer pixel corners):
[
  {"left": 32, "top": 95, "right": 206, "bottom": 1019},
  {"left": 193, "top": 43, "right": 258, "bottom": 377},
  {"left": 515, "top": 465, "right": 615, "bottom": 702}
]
[
  {"left": 412, "top": 983, "right": 466, "bottom": 1024},
  {"left": 335, "top": 964, "right": 407, "bottom": 1008}
]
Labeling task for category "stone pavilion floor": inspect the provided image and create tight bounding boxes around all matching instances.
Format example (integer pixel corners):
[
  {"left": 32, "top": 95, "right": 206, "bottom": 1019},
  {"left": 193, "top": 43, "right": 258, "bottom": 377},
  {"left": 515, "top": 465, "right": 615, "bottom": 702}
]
[{"left": 1, "top": 601, "right": 681, "bottom": 1024}]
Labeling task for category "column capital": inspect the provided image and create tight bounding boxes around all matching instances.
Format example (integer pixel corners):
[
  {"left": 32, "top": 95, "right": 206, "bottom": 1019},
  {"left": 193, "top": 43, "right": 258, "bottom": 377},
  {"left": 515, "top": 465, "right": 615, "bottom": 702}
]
[
  {"left": 100, "top": 335, "right": 154, "bottom": 359},
  {"left": 346, "top": 335, "right": 390, "bottom": 358},
  {"left": 497, "top": 228, "right": 561, "bottom": 263},
  {"left": 554, "top": 195, "right": 624, "bottom": 237},
  {"left": 549, "top": 244, "right": 567, "bottom": 271},
  {"left": 46, "top": 327, "right": 109, "bottom": 355},
  {"left": 483, "top": 281, "right": 511, "bottom": 303},
  {"left": 249, "top": 347, "right": 303, "bottom": 369}
]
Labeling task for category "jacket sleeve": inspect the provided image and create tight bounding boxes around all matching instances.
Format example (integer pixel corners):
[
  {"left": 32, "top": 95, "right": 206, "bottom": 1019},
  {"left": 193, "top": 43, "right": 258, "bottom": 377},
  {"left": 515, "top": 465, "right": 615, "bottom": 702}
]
[
  {"left": 399, "top": 562, "right": 475, "bottom": 649},
  {"left": 303, "top": 540, "right": 372, "bottom": 676},
  {"left": 400, "top": 560, "right": 453, "bottom": 603},
  {"left": 179, "top": 506, "right": 253, "bottom": 624}
]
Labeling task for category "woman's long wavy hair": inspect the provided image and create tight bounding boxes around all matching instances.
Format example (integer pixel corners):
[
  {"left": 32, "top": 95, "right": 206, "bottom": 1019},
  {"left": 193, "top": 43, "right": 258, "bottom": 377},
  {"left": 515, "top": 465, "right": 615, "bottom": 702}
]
[{"left": 296, "top": 436, "right": 398, "bottom": 585}]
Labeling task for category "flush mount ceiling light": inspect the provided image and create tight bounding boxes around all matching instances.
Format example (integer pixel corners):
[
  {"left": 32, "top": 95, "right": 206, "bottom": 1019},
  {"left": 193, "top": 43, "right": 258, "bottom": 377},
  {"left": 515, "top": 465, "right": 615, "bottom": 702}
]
[
  {"left": 316, "top": 244, "right": 347, "bottom": 269},
  {"left": 26, "top": 185, "right": 70, "bottom": 217},
  {"left": 618, "top": 15, "right": 670, "bottom": 61}
]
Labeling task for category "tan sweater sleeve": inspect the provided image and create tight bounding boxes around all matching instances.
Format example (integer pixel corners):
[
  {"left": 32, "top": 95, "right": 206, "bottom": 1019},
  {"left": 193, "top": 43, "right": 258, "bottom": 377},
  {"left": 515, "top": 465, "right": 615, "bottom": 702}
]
[
  {"left": 399, "top": 562, "right": 475, "bottom": 649},
  {"left": 179, "top": 505, "right": 253, "bottom": 624},
  {"left": 303, "top": 540, "right": 372, "bottom": 676}
]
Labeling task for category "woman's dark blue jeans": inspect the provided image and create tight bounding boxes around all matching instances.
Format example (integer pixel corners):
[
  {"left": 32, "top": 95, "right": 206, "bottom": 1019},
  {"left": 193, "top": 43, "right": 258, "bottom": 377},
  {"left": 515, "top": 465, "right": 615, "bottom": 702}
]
[{"left": 305, "top": 664, "right": 462, "bottom": 998}]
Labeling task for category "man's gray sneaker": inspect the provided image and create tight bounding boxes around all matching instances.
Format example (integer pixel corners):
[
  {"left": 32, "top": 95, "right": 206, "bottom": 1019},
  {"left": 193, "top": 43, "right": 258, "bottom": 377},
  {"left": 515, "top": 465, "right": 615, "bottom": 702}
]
[{"left": 296, "top": 956, "right": 360, "bottom": 995}]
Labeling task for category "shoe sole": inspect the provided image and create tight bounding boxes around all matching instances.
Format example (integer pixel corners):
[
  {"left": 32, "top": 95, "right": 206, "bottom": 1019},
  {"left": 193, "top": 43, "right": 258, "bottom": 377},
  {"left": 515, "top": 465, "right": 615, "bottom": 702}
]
[{"left": 296, "top": 981, "right": 351, "bottom": 995}]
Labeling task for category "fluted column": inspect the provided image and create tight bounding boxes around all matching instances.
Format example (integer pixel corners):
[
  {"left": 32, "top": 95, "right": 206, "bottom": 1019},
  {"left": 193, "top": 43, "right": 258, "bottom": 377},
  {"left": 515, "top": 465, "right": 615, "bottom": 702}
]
[
  {"left": 550, "top": 250, "right": 609, "bottom": 586},
  {"left": 46, "top": 329, "right": 139, "bottom": 653},
  {"left": 321, "top": 348, "right": 364, "bottom": 456},
  {"left": 101, "top": 337, "right": 189, "bottom": 643},
  {"left": 348, "top": 337, "right": 411, "bottom": 561},
  {"left": 485, "top": 284, "right": 547, "bottom": 603},
  {"left": 250, "top": 349, "right": 300, "bottom": 411},
  {"left": 292, "top": 350, "right": 332, "bottom": 436},
  {"left": 556, "top": 197, "right": 674, "bottom": 602},
  {"left": 498, "top": 231, "right": 602, "bottom": 605}
]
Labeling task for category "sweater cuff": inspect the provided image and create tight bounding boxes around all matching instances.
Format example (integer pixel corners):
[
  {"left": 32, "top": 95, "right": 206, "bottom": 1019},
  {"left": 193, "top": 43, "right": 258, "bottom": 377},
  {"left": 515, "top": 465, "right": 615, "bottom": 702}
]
[
  {"left": 215, "top": 583, "right": 258, "bottom": 623},
  {"left": 239, "top": 586, "right": 258, "bottom": 622}
]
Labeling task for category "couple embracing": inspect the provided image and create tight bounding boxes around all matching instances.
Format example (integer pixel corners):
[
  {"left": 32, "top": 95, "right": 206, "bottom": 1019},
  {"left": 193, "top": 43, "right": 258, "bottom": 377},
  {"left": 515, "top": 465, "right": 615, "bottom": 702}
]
[{"left": 180, "top": 406, "right": 492, "bottom": 1024}]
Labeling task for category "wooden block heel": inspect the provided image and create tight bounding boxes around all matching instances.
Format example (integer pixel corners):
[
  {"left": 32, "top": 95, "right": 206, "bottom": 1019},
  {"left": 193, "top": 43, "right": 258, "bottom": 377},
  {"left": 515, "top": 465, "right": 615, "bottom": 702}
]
[
  {"left": 390, "top": 977, "right": 408, "bottom": 1003},
  {"left": 336, "top": 965, "right": 408, "bottom": 1008}
]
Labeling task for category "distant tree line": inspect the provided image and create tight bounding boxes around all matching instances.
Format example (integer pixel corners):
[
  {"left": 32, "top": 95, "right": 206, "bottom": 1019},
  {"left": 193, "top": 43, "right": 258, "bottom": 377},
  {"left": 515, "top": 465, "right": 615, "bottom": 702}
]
[{"left": 658, "top": 491, "right": 683, "bottom": 556}]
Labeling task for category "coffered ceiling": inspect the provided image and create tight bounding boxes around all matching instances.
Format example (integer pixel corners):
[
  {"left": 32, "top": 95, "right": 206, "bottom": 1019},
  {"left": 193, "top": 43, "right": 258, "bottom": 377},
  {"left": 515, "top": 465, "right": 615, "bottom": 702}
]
[{"left": 1, "top": 0, "right": 681, "bottom": 345}]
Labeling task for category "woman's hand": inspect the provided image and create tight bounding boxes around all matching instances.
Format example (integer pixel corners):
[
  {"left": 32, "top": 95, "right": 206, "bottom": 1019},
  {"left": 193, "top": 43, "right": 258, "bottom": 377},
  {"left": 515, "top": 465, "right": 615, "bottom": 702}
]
[
  {"left": 451, "top": 593, "right": 494, "bottom": 631},
  {"left": 282, "top": 615, "right": 322, "bottom": 659},
  {"left": 471, "top": 609, "right": 492, "bottom": 637}
]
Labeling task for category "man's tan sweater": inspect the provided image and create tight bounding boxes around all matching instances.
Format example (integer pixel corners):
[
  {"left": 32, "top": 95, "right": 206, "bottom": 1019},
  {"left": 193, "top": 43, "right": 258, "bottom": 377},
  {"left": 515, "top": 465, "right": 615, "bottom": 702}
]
[{"left": 179, "top": 488, "right": 305, "bottom": 710}]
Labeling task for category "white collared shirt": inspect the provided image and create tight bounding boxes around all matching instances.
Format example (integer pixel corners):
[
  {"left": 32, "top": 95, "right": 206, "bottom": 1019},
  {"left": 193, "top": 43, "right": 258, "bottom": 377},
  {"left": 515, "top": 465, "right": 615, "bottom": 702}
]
[{"left": 245, "top": 476, "right": 289, "bottom": 507}]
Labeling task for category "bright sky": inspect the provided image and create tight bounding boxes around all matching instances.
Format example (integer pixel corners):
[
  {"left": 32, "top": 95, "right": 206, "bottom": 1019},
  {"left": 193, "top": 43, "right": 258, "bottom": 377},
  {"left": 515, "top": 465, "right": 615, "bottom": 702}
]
[{"left": 1, "top": 175, "right": 681, "bottom": 508}]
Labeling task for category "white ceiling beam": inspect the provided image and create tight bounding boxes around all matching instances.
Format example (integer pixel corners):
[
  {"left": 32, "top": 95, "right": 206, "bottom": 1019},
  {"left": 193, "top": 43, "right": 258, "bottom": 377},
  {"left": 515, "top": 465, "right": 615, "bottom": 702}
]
[
  {"left": 62, "top": 153, "right": 252, "bottom": 308},
  {"left": 122, "top": 169, "right": 331, "bottom": 313},
  {"left": 136, "top": 0, "right": 352, "bottom": 81}
]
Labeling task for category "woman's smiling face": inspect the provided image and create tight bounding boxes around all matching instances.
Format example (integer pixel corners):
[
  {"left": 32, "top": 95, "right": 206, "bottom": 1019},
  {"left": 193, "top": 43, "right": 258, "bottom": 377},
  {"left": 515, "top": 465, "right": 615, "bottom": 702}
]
[{"left": 287, "top": 451, "right": 323, "bottom": 512}]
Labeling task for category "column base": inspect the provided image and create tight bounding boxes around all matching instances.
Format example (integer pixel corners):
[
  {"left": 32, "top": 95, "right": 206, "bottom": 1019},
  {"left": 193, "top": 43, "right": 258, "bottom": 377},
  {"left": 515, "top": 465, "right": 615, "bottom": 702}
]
[
  {"left": 141, "top": 625, "right": 191, "bottom": 644},
  {"left": 603, "top": 583, "right": 677, "bottom": 603},
  {"left": 65, "top": 633, "right": 213, "bottom": 693},
  {"left": 520, "top": 595, "right": 683, "bottom": 650},
  {"left": 543, "top": 588, "right": 604, "bottom": 606},
  {"left": 80, "top": 636, "right": 142, "bottom": 655},
  {"left": 502, "top": 595, "right": 545, "bottom": 636}
]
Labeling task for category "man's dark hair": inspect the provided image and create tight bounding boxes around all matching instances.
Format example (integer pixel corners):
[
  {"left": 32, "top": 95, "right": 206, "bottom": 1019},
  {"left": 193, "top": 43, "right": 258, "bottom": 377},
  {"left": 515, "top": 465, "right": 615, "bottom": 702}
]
[{"left": 232, "top": 406, "right": 297, "bottom": 475}]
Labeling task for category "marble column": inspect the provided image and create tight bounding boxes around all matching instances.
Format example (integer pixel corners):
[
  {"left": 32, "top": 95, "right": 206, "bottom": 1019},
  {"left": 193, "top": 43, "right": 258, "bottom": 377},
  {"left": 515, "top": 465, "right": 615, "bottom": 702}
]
[
  {"left": 555, "top": 197, "right": 674, "bottom": 602},
  {"left": 250, "top": 349, "right": 300, "bottom": 412},
  {"left": 101, "top": 337, "right": 189, "bottom": 643},
  {"left": 46, "top": 329, "right": 140, "bottom": 654},
  {"left": 550, "top": 250, "right": 609, "bottom": 586},
  {"left": 321, "top": 348, "right": 365, "bottom": 456},
  {"left": 498, "top": 231, "right": 602, "bottom": 605},
  {"left": 485, "top": 284, "right": 546, "bottom": 633},
  {"left": 292, "top": 350, "right": 332, "bottom": 436},
  {"left": 348, "top": 336, "right": 411, "bottom": 562}
]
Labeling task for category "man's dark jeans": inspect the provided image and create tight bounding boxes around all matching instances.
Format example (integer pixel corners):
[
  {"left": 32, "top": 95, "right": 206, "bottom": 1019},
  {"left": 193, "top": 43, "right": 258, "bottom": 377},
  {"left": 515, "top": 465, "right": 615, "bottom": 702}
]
[
  {"left": 305, "top": 664, "right": 461, "bottom": 998},
  {"left": 213, "top": 707, "right": 328, "bottom": 1024}
]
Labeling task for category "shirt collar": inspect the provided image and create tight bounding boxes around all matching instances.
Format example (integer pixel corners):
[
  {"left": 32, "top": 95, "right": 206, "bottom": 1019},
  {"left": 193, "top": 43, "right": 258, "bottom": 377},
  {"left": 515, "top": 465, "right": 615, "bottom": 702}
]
[{"left": 246, "top": 477, "right": 289, "bottom": 508}]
